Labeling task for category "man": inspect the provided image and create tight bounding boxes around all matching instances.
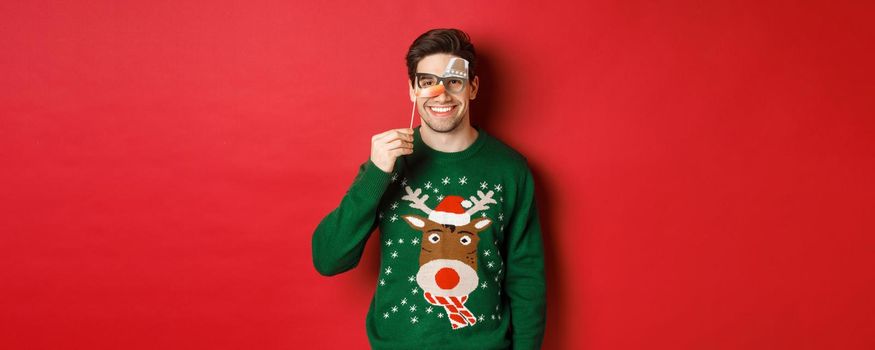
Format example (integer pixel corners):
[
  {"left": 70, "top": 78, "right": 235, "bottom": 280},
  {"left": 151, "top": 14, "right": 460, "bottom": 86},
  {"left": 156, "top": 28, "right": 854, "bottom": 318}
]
[{"left": 312, "top": 28, "right": 546, "bottom": 349}]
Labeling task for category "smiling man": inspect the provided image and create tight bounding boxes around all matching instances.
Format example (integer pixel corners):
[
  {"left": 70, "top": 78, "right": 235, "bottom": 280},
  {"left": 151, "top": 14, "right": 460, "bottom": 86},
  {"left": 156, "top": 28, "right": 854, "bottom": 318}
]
[{"left": 312, "top": 28, "right": 546, "bottom": 349}]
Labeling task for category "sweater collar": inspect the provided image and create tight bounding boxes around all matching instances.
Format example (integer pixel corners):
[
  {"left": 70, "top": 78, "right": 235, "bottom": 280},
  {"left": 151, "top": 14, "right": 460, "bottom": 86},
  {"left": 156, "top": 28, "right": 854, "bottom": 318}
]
[{"left": 412, "top": 125, "right": 487, "bottom": 162}]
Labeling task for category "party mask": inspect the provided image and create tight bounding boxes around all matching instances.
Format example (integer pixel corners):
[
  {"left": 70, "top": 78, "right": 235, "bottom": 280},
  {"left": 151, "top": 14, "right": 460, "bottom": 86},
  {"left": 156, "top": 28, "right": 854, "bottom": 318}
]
[{"left": 415, "top": 57, "right": 470, "bottom": 96}]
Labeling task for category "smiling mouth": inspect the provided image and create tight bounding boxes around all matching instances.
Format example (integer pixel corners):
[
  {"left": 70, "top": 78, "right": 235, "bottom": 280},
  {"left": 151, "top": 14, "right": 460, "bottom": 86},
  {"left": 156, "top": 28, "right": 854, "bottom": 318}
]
[{"left": 428, "top": 105, "right": 457, "bottom": 115}]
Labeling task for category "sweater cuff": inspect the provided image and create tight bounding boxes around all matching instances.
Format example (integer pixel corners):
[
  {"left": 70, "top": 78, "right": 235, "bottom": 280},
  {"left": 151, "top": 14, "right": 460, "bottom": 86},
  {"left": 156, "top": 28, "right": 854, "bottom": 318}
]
[{"left": 351, "top": 159, "right": 393, "bottom": 199}]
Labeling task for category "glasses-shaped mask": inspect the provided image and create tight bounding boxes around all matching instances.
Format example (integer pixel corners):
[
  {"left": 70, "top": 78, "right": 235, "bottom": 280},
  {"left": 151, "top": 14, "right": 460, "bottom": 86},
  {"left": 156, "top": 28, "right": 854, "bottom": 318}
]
[{"left": 415, "top": 73, "right": 468, "bottom": 94}]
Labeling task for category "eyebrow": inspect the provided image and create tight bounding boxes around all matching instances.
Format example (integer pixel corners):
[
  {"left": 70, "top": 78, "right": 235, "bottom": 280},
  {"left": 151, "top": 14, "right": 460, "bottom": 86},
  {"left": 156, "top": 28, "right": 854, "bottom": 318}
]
[{"left": 415, "top": 72, "right": 467, "bottom": 79}]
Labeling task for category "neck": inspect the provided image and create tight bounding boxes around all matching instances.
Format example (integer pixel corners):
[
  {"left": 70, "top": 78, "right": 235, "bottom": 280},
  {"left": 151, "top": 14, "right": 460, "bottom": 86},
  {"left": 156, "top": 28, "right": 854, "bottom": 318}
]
[{"left": 420, "top": 119, "right": 479, "bottom": 152}]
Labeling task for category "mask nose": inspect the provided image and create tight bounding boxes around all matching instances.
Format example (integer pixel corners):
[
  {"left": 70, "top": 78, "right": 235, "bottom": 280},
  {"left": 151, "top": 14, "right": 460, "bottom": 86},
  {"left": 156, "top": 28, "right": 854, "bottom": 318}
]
[
  {"left": 435, "top": 267, "right": 460, "bottom": 289},
  {"left": 432, "top": 82, "right": 452, "bottom": 102}
]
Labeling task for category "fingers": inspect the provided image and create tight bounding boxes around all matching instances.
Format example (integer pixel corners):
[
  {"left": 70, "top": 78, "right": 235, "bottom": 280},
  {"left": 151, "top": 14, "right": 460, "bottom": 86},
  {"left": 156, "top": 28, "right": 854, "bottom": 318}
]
[
  {"left": 386, "top": 138, "right": 414, "bottom": 150},
  {"left": 370, "top": 128, "right": 414, "bottom": 173},
  {"left": 383, "top": 134, "right": 414, "bottom": 145},
  {"left": 373, "top": 132, "right": 414, "bottom": 153},
  {"left": 391, "top": 147, "right": 414, "bottom": 157},
  {"left": 372, "top": 128, "right": 414, "bottom": 142}
]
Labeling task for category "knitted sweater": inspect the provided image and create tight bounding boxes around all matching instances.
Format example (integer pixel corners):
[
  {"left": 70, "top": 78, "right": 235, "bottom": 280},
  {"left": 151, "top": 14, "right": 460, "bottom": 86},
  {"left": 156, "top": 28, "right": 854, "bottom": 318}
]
[{"left": 312, "top": 126, "right": 546, "bottom": 349}]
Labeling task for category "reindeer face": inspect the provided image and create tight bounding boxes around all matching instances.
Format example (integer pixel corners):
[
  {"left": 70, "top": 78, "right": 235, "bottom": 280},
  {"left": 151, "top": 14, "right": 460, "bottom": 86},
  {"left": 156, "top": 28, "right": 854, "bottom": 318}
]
[
  {"left": 400, "top": 187, "right": 497, "bottom": 298},
  {"left": 403, "top": 214, "right": 492, "bottom": 297},
  {"left": 402, "top": 215, "right": 492, "bottom": 270}
]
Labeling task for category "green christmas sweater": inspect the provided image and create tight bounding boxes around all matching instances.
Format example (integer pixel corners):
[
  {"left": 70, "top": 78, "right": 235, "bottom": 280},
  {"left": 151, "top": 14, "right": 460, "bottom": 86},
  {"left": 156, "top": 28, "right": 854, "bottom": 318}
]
[{"left": 312, "top": 126, "right": 546, "bottom": 350}]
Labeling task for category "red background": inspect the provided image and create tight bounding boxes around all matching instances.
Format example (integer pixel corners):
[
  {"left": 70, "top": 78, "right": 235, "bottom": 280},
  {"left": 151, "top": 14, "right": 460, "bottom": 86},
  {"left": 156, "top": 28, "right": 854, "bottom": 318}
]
[{"left": 2, "top": 1, "right": 873, "bottom": 349}]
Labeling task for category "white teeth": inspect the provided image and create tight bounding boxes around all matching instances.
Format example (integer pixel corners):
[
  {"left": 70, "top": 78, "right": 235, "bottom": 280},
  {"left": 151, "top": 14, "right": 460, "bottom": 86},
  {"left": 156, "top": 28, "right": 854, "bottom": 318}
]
[{"left": 429, "top": 106, "right": 453, "bottom": 113}]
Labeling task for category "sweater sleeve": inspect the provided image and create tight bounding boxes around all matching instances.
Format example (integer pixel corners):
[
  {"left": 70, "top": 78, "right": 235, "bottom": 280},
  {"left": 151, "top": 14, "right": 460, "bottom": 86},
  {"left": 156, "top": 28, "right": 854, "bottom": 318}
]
[
  {"left": 505, "top": 165, "right": 547, "bottom": 349},
  {"left": 311, "top": 159, "right": 392, "bottom": 276}
]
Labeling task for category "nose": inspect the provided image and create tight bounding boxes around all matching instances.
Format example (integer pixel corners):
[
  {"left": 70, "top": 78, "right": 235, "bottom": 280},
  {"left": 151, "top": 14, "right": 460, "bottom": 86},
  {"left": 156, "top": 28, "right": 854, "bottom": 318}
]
[
  {"left": 435, "top": 267, "right": 460, "bottom": 289},
  {"left": 432, "top": 85, "right": 452, "bottom": 102}
]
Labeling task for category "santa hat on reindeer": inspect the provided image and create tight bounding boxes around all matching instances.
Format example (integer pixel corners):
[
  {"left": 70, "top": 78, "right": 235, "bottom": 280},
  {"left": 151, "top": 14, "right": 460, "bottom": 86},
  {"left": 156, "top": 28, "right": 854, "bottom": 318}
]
[{"left": 429, "top": 195, "right": 473, "bottom": 226}]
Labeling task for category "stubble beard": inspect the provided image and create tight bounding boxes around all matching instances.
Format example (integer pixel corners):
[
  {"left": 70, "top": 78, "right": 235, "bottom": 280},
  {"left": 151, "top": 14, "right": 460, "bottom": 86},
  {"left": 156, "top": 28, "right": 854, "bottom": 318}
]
[{"left": 420, "top": 105, "right": 467, "bottom": 133}]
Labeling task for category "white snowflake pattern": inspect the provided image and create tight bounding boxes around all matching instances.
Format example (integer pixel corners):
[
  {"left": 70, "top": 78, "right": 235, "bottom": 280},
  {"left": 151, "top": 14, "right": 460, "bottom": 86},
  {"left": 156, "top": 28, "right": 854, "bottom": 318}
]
[
  {"left": 378, "top": 212, "right": 384, "bottom": 219},
  {"left": 392, "top": 306, "right": 399, "bottom": 313},
  {"left": 409, "top": 305, "right": 417, "bottom": 312},
  {"left": 400, "top": 298, "right": 408, "bottom": 305},
  {"left": 426, "top": 306, "right": 434, "bottom": 314},
  {"left": 494, "top": 184, "right": 503, "bottom": 192},
  {"left": 379, "top": 279, "right": 386, "bottom": 286},
  {"left": 491, "top": 314, "right": 495, "bottom": 320},
  {"left": 481, "top": 212, "right": 487, "bottom": 218},
  {"left": 401, "top": 178, "right": 408, "bottom": 186},
  {"left": 458, "top": 176, "right": 468, "bottom": 185},
  {"left": 411, "top": 237, "right": 419, "bottom": 245},
  {"left": 499, "top": 197, "right": 504, "bottom": 202},
  {"left": 385, "top": 240, "right": 393, "bottom": 246},
  {"left": 397, "top": 238, "right": 405, "bottom": 244},
  {"left": 384, "top": 266, "right": 392, "bottom": 275},
  {"left": 391, "top": 202, "right": 399, "bottom": 210},
  {"left": 442, "top": 177, "right": 450, "bottom": 185},
  {"left": 391, "top": 173, "right": 398, "bottom": 182},
  {"left": 437, "top": 194, "right": 445, "bottom": 201},
  {"left": 410, "top": 316, "right": 419, "bottom": 324},
  {"left": 484, "top": 250, "right": 491, "bottom": 257},
  {"left": 390, "top": 214, "right": 398, "bottom": 222},
  {"left": 478, "top": 314, "right": 486, "bottom": 322},
  {"left": 391, "top": 251, "right": 398, "bottom": 259},
  {"left": 487, "top": 261, "right": 495, "bottom": 269},
  {"left": 424, "top": 181, "right": 432, "bottom": 189},
  {"left": 480, "top": 181, "right": 488, "bottom": 189},
  {"left": 384, "top": 312, "right": 390, "bottom": 319},
  {"left": 411, "top": 288, "right": 419, "bottom": 295},
  {"left": 437, "top": 313, "right": 444, "bottom": 318},
  {"left": 498, "top": 213, "right": 504, "bottom": 221},
  {"left": 408, "top": 275, "right": 416, "bottom": 282},
  {"left": 481, "top": 281, "right": 488, "bottom": 289},
  {"left": 432, "top": 187, "right": 439, "bottom": 194},
  {"left": 500, "top": 226, "right": 504, "bottom": 232}
]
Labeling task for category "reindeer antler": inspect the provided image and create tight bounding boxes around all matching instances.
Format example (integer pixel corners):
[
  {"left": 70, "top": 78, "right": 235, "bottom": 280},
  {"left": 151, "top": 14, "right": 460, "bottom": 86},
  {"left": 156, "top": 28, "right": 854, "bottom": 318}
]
[
  {"left": 401, "top": 186, "right": 433, "bottom": 214},
  {"left": 465, "top": 190, "right": 497, "bottom": 216}
]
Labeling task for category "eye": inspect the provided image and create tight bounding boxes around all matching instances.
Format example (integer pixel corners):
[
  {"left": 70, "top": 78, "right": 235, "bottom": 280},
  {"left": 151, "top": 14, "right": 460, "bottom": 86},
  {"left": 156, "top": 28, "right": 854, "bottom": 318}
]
[
  {"left": 459, "top": 236, "right": 471, "bottom": 245},
  {"left": 418, "top": 76, "right": 437, "bottom": 87},
  {"left": 428, "top": 233, "right": 441, "bottom": 243}
]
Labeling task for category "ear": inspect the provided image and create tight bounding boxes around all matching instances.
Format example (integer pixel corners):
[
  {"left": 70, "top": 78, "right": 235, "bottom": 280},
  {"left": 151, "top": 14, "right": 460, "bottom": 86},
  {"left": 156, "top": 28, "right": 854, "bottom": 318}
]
[
  {"left": 469, "top": 217, "right": 492, "bottom": 231},
  {"left": 469, "top": 75, "right": 479, "bottom": 100},
  {"left": 403, "top": 215, "right": 428, "bottom": 229}
]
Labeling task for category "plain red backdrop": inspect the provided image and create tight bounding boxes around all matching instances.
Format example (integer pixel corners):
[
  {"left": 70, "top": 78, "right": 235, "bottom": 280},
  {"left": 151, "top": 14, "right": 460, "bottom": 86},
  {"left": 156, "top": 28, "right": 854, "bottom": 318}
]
[{"left": 2, "top": 0, "right": 873, "bottom": 349}]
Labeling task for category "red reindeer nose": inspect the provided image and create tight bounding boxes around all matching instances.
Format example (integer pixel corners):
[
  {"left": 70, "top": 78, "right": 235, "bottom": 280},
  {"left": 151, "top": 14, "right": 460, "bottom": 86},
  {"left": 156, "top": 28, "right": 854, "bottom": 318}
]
[{"left": 435, "top": 267, "right": 460, "bottom": 289}]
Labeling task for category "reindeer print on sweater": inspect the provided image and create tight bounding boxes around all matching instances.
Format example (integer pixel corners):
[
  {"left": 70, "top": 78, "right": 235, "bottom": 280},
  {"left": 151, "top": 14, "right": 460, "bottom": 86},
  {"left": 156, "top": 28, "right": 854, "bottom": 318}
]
[
  {"left": 401, "top": 186, "right": 494, "bottom": 329},
  {"left": 376, "top": 172, "right": 508, "bottom": 331}
]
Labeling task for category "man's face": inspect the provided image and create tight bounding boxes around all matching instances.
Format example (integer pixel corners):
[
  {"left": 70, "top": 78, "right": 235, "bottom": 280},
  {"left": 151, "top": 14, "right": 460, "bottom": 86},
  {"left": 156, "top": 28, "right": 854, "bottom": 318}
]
[{"left": 409, "top": 53, "right": 479, "bottom": 133}]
